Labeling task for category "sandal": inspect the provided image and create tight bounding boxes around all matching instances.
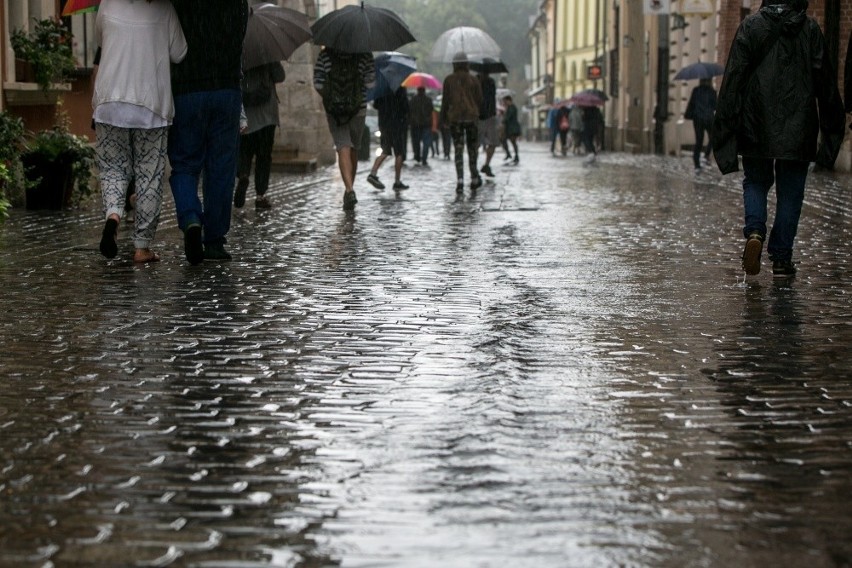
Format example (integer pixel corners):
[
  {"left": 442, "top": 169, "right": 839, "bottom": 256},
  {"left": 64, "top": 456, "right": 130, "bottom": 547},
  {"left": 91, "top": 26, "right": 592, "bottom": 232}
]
[
  {"left": 133, "top": 249, "right": 160, "bottom": 263},
  {"left": 99, "top": 218, "right": 119, "bottom": 259}
]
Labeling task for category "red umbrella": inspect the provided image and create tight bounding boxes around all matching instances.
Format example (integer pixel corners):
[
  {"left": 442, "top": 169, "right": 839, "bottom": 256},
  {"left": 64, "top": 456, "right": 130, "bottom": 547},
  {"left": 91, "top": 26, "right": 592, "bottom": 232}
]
[
  {"left": 62, "top": 0, "right": 99, "bottom": 16},
  {"left": 401, "top": 72, "right": 441, "bottom": 90}
]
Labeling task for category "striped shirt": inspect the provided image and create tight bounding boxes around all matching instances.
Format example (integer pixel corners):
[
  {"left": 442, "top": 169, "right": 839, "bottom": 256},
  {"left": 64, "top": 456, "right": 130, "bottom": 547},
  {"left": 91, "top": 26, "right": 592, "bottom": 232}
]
[{"left": 313, "top": 50, "right": 375, "bottom": 113}]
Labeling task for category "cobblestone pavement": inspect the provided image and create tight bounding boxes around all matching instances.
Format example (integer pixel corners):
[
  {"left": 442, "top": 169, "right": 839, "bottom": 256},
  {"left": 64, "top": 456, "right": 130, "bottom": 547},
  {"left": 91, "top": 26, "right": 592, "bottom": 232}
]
[{"left": 1, "top": 144, "right": 851, "bottom": 567}]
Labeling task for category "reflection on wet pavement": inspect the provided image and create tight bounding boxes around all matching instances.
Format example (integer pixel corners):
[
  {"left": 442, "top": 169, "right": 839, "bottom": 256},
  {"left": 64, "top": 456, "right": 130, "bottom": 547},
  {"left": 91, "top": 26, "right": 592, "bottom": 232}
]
[{"left": 0, "top": 147, "right": 850, "bottom": 566}]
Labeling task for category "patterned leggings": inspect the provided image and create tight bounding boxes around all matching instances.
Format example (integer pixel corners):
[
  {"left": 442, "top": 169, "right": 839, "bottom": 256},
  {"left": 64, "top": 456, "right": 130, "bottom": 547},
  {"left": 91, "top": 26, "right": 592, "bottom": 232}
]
[
  {"left": 96, "top": 124, "right": 168, "bottom": 249},
  {"left": 450, "top": 121, "right": 479, "bottom": 181}
]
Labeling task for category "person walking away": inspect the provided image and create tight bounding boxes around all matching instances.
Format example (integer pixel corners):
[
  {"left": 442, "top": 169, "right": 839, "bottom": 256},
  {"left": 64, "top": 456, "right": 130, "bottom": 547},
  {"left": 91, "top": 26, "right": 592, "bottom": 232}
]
[
  {"left": 366, "top": 86, "right": 410, "bottom": 191},
  {"left": 569, "top": 104, "right": 584, "bottom": 155},
  {"left": 430, "top": 102, "right": 440, "bottom": 158},
  {"left": 314, "top": 47, "right": 375, "bottom": 211},
  {"left": 477, "top": 70, "right": 498, "bottom": 176},
  {"left": 234, "top": 62, "right": 285, "bottom": 210},
  {"left": 684, "top": 77, "right": 716, "bottom": 174},
  {"left": 502, "top": 95, "right": 521, "bottom": 164},
  {"left": 409, "top": 86, "right": 433, "bottom": 167},
  {"left": 712, "top": 0, "right": 845, "bottom": 278},
  {"left": 169, "top": 0, "right": 247, "bottom": 264},
  {"left": 440, "top": 52, "right": 483, "bottom": 193},
  {"left": 581, "top": 106, "right": 602, "bottom": 163},
  {"left": 94, "top": 0, "right": 187, "bottom": 264},
  {"left": 555, "top": 103, "right": 571, "bottom": 156},
  {"left": 546, "top": 100, "right": 560, "bottom": 156}
]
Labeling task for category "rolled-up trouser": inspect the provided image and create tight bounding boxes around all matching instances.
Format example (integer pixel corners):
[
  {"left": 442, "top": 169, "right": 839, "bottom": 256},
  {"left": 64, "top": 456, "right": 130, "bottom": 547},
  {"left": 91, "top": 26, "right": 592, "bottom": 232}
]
[{"left": 96, "top": 123, "right": 168, "bottom": 250}]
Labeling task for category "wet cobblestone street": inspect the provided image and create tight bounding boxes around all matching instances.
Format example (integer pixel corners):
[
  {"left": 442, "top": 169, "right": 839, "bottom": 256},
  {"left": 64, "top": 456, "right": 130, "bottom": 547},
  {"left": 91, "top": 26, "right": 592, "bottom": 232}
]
[{"left": 1, "top": 144, "right": 851, "bottom": 567}]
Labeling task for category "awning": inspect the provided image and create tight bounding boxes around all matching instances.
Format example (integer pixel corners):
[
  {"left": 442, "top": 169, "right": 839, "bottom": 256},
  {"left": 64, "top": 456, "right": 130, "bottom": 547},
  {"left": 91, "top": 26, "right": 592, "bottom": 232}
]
[{"left": 525, "top": 84, "right": 547, "bottom": 97}]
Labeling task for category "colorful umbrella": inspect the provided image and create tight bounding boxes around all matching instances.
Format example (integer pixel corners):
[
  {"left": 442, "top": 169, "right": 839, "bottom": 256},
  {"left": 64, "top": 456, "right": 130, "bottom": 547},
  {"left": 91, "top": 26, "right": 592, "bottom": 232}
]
[
  {"left": 62, "top": 0, "right": 99, "bottom": 16},
  {"left": 401, "top": 72, "right": 441, "bottom": 90}
]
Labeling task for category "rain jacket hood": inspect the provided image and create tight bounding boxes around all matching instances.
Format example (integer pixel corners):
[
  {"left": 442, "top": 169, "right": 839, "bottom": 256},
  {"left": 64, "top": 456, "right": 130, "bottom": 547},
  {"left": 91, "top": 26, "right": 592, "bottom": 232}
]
[{"left": 712, "top": 2, "right": 845, "bottom": 173}]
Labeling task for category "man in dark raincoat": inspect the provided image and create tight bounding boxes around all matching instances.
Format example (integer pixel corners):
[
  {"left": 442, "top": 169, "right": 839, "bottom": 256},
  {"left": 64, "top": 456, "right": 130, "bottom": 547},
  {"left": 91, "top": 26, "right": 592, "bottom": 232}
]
[{"left": 712, "top": 0, "right": 845, "bottom": 278}]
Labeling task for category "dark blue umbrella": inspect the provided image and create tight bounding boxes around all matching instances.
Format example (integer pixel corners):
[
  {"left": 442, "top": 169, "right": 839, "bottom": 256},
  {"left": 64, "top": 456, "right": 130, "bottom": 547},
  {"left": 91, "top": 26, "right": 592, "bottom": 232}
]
[
  {"left": 674, "top": 61, "right": 724, "bottom": 80},
  {"left": 367, "top": 51, "right": 416, "bottom": 101}
]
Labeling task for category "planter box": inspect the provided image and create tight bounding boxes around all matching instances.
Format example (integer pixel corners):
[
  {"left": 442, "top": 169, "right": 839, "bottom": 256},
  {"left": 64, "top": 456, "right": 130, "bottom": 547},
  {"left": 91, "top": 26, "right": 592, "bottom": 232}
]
[
  {"left": 22, "top": 153, "right": 74, "bottom": 210},
  {"left": 3, "top": 80, "right": 71, "bottom": 107}
]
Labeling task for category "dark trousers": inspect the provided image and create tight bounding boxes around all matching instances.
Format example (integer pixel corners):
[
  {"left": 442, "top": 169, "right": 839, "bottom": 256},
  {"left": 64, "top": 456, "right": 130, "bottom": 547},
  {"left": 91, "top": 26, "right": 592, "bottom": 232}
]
[
  {"left": 237, "top": 124, "right": 276, "bottom": 197},
  {"left": 692, "top": 121, "right": 711, "bottom": 168},
  {"left": 450, "top": 121, "right": 478, "bottom": 180}
]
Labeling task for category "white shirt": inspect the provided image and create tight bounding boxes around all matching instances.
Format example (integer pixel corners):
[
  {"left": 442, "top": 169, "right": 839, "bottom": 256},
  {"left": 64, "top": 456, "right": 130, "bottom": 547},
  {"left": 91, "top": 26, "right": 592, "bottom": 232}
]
[{"left": 93, "top": 0, "right": 187, "bottom": 128}]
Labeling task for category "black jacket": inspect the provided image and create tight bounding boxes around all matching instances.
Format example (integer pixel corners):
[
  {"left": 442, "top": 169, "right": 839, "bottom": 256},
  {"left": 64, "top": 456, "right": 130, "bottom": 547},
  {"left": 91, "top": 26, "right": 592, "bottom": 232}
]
[
  {"left": 170, "top": 0, "right": 248, "bottom": 96},
  {"left": 712, "top": 3, "right": 845, "bottom": 173},
  {"left": 685, "top": 84, "right": 716, "bottom": 126}
]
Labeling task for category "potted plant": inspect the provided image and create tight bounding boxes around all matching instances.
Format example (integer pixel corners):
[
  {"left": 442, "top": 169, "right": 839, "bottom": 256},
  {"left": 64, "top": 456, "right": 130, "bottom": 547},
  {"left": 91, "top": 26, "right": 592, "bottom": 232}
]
[
  {"left": 0, "top": 111, "right": 27, "bottom": 216},
  {"left": 10, "top": 17, "right": 77, "bottom": 92},
  {"left": 20, "top": 111, "right": 96, "bottom": 210}
]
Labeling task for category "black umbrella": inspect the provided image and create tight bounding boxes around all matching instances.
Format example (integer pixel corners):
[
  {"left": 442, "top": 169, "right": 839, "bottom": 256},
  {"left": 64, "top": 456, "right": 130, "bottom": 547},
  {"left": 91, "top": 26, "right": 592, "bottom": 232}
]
[
  {"left": 242, "top": 3, "right": 312, "bottom": 70},
  {"left": 310, "top": 2, "right": 415, "bottom": 53},
  {"left": 674, "top": 61, "right": 724, "bottom": 80},
  {"left": 470, "top": 57, "right": 508, "bottom": 74}
]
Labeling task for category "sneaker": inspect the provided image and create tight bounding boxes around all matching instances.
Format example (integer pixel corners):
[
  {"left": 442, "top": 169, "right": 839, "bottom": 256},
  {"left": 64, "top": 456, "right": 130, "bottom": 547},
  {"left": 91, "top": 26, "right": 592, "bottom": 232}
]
[
  {"left": 255, "top": 195, "right": 272, "bottom": 209},
  {"left": 234, "top": 177, "right": 248, "bottom": 208},
  {"left": 203, "top": 243, "right": 232, "bottom": 261},
  {"left": 421, "top": 160, "right": 429, "bottom": 168},
  {"left": 772, "top": 259, "right": 797, "bottom": 278},
  {"left": 470, "top": 176, "right": 483, "bottom": 190},
  {"left": 392, "top": 181, "right": 409, "bottom": 190},
  {"left": 367, "top": 173, "right": 385, "bottom": 189},
  {"left": 343, "top": 190, "right": 357, "bottom": 211},
  {"left": 184, "top": 224, "right": 204, "bottom": 265},
  {"left": 512, "top": 157, "right": 519, "bottom": 165},
  {"left": 503, "top": 154, "right": 513, "bottom": 162},
  {"left": 741, "top": 232, "right": 764, "bottom": 275},
  {"left": 480, "top": 164, "right": 494, "bottom": 177},
  {"left": 456, "top": 181, "right": 464, "bottom": 194}
]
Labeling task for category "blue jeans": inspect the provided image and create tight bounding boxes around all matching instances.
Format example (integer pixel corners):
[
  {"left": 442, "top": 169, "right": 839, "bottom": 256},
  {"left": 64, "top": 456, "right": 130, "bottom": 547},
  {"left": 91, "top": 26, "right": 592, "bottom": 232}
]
[
  {"left": 411, "top": 125, "right": 431, "bottom": 163},
  {"left": 168, "top": 89, "right": 242, "bottom": 245},
  {"left": 741, "top": 157, "right": 809, "bottom": 262}
]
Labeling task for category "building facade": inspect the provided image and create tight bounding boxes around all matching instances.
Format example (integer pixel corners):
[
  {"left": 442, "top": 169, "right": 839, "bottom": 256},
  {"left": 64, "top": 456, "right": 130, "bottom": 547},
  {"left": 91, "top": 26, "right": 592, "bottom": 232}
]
[{"left": 527, "top": 0, "right": 852, "bottom": 169}]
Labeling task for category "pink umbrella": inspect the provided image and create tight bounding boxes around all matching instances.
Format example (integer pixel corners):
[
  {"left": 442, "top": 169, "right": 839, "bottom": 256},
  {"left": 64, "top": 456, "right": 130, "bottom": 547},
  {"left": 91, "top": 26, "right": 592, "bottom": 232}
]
[{"left": 401, "top": 72, "right": 442, "bottom": 90}]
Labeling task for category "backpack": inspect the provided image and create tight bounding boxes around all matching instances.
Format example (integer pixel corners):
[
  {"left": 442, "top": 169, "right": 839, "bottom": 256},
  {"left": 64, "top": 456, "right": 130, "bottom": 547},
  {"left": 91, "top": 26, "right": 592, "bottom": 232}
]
[
  {"left": 322, "top": 52, "right": 364, "bottom": 125},
  {"left": 558, "top": 113, "right": 570, "bottom": 132}
]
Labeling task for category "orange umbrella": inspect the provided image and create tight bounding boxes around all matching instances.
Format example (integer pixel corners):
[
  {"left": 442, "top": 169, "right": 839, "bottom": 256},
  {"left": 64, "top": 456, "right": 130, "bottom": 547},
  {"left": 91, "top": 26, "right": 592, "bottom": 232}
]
[{"left": 62, "top": 0, "right": 99, "bottom": 16}]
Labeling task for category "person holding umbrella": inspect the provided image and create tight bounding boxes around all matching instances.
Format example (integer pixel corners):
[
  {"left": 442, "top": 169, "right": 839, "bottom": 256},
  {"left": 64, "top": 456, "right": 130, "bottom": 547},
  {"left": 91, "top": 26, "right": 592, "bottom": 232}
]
[
  {"left": 168, "top": 0, "right": 248, "bottom": 264},
  {"left": 409, "top": 86, "right": 434, "bottom": 167},
  {"left": 93, "top": 0, "right": 187, "bottom": 264},
  {"left": 310, "top": 2, "right": 413, "bottom": 211},
  {"left": 440, "top": 52, "right": 483, "bottom": 193},
  {"left": 477, "top": 68, "right": 498, "bottom": 176},
  {"left": 366, "top": 85, "right": 410, "bottom": 191},
  {"left": 502, "top": 95, "right": 521, "bottom": 165},
  {"left": 684, "top": 78, "right": 717, "bottom": 174},
  {"left": 313, "top": 47, "right": 376, "bottom": 211}
]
